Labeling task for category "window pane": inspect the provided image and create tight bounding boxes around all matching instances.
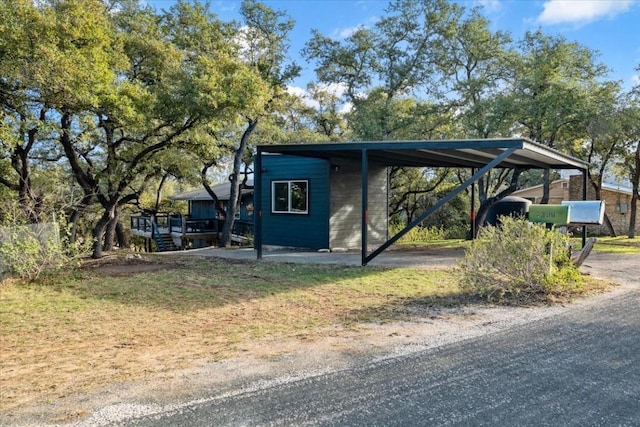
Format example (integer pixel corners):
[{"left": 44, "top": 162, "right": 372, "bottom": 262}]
[
  {"left": 290, "top": 181, "right": 307, "bottom": 213},
  {"left": 273, "top": 182, "right": 289, "bottom": 212}
]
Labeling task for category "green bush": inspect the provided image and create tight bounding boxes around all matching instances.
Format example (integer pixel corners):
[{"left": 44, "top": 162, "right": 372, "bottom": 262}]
[
  {"left": 0, "top": 209, "right": 85, "bottom": 281},
  {"left": 389, "top": 223, "right": 446, "bottom": 242},
  {"left": 458, "top": 216, "right": 582, "bottom": 302},
  {"left": 444, "top": 223, "right": 470, "bottom": 240}
]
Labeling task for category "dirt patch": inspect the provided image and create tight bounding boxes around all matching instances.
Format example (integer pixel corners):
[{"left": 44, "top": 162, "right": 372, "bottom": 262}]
[{"left": 80, "top": 254, "right": 183, "bottom": 276}]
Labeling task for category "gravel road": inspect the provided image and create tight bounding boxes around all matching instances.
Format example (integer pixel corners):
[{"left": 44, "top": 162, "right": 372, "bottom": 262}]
[{"left": 125, "top": 287, "right": 640, "bottom": 426}]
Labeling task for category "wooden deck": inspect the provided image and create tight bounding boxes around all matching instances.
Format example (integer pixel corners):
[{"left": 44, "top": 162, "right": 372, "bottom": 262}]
[{"left": 130, "top": 214, "right": 252, "bottom": 251}]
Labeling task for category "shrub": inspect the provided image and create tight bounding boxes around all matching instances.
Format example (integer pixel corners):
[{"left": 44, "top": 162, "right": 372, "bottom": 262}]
[
  {"left": 0, "top": 207, "right": 86, "bottom": 281},
  {"left": 444, "top": 223, "right": 469, "bottom": 240},
  {"left": 458, "top": 216, "right": 582, "bottom": 302},
  {"left": 389, "top": 223, "right": 446, "bottom": 242}
]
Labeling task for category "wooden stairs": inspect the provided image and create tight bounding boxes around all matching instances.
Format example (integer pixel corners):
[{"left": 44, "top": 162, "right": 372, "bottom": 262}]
[{"left": 153, "top": 233, "right": 178, "bottom": 252}]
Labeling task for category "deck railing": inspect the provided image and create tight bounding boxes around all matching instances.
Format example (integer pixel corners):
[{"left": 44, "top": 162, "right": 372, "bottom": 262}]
[
  {"left": 180, "top": 217, "right": 222, "bottom": 233},
  {"left": 130, "top": 215, "right": 153, "bottom": 233},
  {"left": 232, "top": 219, "right": 253, "bottom": 237},
  {"left": 130, "top": 214, "right": 253, "bottom": 241},
  {"left": 130, "top": 214, "right": 170, "bottom": 233}
]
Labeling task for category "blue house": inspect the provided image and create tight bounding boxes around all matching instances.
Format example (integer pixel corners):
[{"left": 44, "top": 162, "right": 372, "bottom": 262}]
[
  {"left": 129, "top": 180, "right": 254, "bottom": 251},
  {"left": 254, "top": 139, "right": 590, "bottom": 265},
  {"left": 170, "top": 180, "right": 254, "bottom": 224},
  {"left": 169, "top": 180, "right": 254, "bottom": 248},
  {"left": 260, "top": 154, "right": 389, "bottom": 251}
]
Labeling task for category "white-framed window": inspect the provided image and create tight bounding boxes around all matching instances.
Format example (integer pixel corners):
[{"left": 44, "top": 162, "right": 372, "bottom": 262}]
[{"left": 272, "top": 180, "right": 308, "bottom": 214}]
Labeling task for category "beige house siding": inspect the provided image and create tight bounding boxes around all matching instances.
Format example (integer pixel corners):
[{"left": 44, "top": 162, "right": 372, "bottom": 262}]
[
  {"left": 511, "top": 179, "right": 569, "bottom": 205},
  {"left": 569, "top": 175, "right": 639, "bottom": 236},
  {"left": 514, "top": 176, "right": 639, "bottom": 235},
  {"left": 329, "top": 160, "right": 387, "bottom": 250}
]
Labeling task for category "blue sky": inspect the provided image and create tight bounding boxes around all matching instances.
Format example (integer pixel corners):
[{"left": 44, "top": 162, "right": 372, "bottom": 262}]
[{"left": 148, "top": 0, "right": 640, "bottom": 92}]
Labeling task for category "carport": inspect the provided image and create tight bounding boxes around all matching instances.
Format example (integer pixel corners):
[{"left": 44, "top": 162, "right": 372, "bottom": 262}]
[{"left": 254, "top": 138, "right": 590, "bottom": 266}]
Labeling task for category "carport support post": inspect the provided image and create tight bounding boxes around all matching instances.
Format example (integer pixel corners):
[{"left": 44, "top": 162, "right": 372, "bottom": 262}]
[
  {"left": 364, "top": 146, "right": 518, "bottom": 265},
  {"left": 582, "top": 168, "right": 587, "bottom": 248},
  {"left": 361, "top": 148, "right": 369, "bottom": 266},
  {"left": 255, "top": 147, "right": 263, "bottom": 260},
  {"left": 471, "top": 168, "right": 476, "bottom": 239}
]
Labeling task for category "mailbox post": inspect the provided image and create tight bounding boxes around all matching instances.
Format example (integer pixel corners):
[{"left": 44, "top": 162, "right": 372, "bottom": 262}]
[{"left": 529, "top": 205, "right": 571, "bottom": 274}]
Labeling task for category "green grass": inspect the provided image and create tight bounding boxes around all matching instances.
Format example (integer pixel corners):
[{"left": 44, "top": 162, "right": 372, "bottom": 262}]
[
  {"left": 0, "top": 256, "right": 463, "bottom": 412},
  {"left": 395, "top": 239, "right": 469, "bottom": 250},
  {"left": 576, "top": 236, "right": 640, "bottom": 254},
  {"left": 0, "top": 243, "right": 617, "bottom": 414}
]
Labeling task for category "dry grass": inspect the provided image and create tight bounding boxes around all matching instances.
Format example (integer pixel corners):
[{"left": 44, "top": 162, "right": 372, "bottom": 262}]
[
  {"left": 0, "top": 250, "right": 614, "bottom": 414},
  {"left": 0, "top": 255, "right": 462, "bottom": 412}
]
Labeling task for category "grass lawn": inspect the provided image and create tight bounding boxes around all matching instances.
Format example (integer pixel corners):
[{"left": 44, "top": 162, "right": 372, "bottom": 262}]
[
  {"left": 0, "top": 256, "right": 464, "bottom": 412},
  {"left": 585, "top": 236, "right": 640, "bottom": 254},
  {"left": 0, "top": 236, "right": 625, "bottom": 413}
]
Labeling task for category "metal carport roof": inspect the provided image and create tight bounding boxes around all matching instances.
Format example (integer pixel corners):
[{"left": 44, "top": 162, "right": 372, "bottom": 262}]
[{"left": 254, "top": 138, "right": 589, "bottom": 265}]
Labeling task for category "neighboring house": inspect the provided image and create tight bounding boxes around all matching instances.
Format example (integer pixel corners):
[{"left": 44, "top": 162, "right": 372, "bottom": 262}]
[
  {"left": 511, "top": 177, "right": 639, "bottom": 236},
  {"left": 260, "top": 154, "right": 388, "bottom": 251},
  {"left": 510, "top": 179, "right": 570, "bottom": 205}
]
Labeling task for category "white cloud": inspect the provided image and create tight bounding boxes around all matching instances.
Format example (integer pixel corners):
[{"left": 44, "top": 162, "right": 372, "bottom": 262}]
[
  {"left": 332, "top": 25, "right": 365, "bottom": 39},
  {"left": 287, "top": 83, "right": 352, "bottom": 113},
  {"left": 286, "top": 86, "right": 308, "bottom": 98},
  {"left": 479, "top": 0, "right": 502, "bottom": 13},
  {"left": 287, "top": 86, "right": 320, "bottom": 109},
  {"left": 537, "top": 0, "right": 635, "bottom": 25},
  {"left": 632, "top": 74, "right": 640, "bottom": 86},
  {"left": 316, "top": 82, "right": 349, "bottom": 97}
]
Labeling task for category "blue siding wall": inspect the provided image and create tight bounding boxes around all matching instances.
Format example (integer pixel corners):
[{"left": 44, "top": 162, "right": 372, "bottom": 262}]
[
  {"left": 190, "top": 195, "right": 253, "bottom": 221},
  {"left": 239, "top": 194, "right": 254, "bottom": 221},
  {"left": 261, "top": 155, "right": 330, "bottom": 249},
  {"left": 191, "top": 201, "right": 217, "bottom": 219}
]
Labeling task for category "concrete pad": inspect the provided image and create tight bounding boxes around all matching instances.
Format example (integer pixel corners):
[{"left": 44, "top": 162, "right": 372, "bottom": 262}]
[{"left": 167, "top": 246, "right": 463, "bottom": 268}]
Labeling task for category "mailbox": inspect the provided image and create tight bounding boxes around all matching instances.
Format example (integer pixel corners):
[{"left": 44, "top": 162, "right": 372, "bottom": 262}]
[
  {"left": 561, "top": 200, "right": 605, "bottom": 225},
  {"left": 529, "top": 205, "right": 570, "bottom": 225}
]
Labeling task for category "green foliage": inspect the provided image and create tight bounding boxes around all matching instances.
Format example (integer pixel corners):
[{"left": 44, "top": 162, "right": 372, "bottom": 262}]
[
  {"left": 389, "top": 223, "right": 447, "bottom": 242},
  {"left": 0, "top": 225, "right": 61, "bottom": 281},
  {"left": 444, "top": 223, "right": 470, "bottom": 239},
  {"left": 0, "top": 204, "right": 86, "bottom": 281},
  {"left": 458, "top": 216, "right": 582, "bottom": 301}
]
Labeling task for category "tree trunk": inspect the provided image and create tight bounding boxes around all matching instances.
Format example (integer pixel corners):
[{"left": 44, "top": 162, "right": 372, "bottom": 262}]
[
  {"left": 220, "top": 120, "right": 258, "bottom": 247},
  {"left": 589, "top": 174, "right": 617, "bottom": 237},
  {"left": 473, "top": 169, "right": 523, "bottom": 237},
  {"left": 541, "top": 169, "right": 550, "bottom": 204},
  {"left": 91, "top": 202, "right": 118, "bottom": 258},
  {"left": 628, "top": 141, "right": 640, "bottom": 238},
  {"left": 627, "top": 193, "right": 637, "bottom": 239},
  {"left": 154, "top": 174, "right": 169, "bottom": 213},
  {"left": 104, "top": 219, "right": 115, "bottom": 252},
  {"left": 104, "top": 215, "right": 118, "bottom": 252},
  {"left": 91, "top": 213, "right": 110, "bottom": 259},
  {"left": 116, "top": 220, "right": 128, "bottom": 249},
  {"left": 66, "top": 194, "right": 93, "bottom": 244},
  {"left": 67, "top": 209, "right": 81, "bottom": 244}
]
